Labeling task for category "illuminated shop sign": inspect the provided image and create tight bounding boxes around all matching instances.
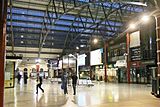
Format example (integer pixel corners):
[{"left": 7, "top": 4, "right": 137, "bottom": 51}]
[
  {"left": 115, "top": 60, "right": 126, "bottom": 67},
  {"left": 130, "top": 47, "right": 141, "bottom": 61}
]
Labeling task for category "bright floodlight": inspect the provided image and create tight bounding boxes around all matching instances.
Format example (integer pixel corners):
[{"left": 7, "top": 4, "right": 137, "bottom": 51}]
[
  {"left": 93, "top": 38, "right": 98, "bottom": 44},
  {"left": 141, "top": 15, "right": 149, "bottom": 22},
  {"left": 129, "top": 23, "right": 136, "bottom": 29}
]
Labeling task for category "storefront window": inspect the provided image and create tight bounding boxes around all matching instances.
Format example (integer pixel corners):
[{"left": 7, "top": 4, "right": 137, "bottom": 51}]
[
  {"left": 79, "top": 71, "right": 90, "bottom": 79},
  {"left": 119, "top": 68, "right": 127, "bottom": 83},
  {"left": 130, "top": 67, "right": 147, "bottom": 84}
]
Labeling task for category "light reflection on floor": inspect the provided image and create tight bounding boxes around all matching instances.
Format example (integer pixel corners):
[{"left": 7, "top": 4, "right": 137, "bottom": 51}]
[{"left": 4, "top": 79, "right": 160, "bottom": 107}]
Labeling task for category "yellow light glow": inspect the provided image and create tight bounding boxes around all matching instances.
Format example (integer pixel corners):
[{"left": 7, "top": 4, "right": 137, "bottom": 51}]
[
  {"left": 76, "top": 46, "right": 79, "bottom": 49},
  {"left": 93, "top": 38, "right": 98, "bottom": 44},
  {"left": 129, "top": 23, "right": 136, "bottom": 29},
  {"left": 141, "top": 15, "right": 149, "bottom": 22}
]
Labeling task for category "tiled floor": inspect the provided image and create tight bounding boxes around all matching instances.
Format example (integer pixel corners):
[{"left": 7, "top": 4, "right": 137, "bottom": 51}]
[{"left": 4, "top": 79, "right": 160, "bottom": 107}]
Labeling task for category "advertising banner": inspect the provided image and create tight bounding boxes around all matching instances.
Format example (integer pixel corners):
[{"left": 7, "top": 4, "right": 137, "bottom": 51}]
[{"left": 90, "top": 48, "right": 103, "bottom": 66}]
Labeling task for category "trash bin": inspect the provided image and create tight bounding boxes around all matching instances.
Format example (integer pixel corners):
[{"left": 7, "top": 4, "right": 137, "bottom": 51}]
[
  {"left": 156, "top": 78, "right": 160, "bottom": 98},
  {"left": 151, "top": 78, "right": 157, "bottom": 95},
  {"left": 150, "top": 67, "right": 160, "bottom": 98}
]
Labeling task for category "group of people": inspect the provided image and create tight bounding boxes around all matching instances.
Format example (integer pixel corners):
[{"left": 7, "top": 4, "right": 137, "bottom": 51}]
[
  {"left": 16, "top": 68, "right": 78, "bottom": 95},
  {"left": 36, "top": 69, "right": 78, "bottom": 95},
  {"left": 16, "top": 68, "right": 28, "bottom": 84}
]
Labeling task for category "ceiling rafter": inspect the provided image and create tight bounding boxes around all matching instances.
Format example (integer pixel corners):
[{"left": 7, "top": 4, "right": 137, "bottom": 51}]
[
  {"left": 60, "top": 4, "right": 89, "bottom": 56},
  {"left": 6, "top": 0, "right": 149, "bottom": 59}
]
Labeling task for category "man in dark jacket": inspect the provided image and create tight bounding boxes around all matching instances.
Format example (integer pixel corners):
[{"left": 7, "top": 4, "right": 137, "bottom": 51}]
[
  {"left": 61, "top": 70, "right": 68, "bottom": 94},
  {"left": 71, "top": 73, "right": 78, "bottom": 95},
  {"left": 36, "top": 76, "right": 44, "bottom": 94}
]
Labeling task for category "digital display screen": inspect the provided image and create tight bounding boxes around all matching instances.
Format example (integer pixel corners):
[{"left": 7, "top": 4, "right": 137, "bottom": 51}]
[{"left": 90, "top": 48, "right": 103, "bottom": 66}]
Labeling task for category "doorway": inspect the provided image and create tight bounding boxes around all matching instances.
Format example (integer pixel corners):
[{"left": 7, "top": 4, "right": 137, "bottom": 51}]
[{"left": 130, "top": 67, "right": 148, "bottom": 84}]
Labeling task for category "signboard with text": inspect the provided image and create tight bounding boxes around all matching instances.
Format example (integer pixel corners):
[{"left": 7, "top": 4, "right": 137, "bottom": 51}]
[{"left": 130, "top": 47, "right": 141, "bottom": 61}]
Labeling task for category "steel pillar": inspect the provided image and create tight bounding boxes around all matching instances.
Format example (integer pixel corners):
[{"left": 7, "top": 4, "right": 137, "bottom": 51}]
[{"left": 0, "top": 0, "right": 8, "bottom": 106}]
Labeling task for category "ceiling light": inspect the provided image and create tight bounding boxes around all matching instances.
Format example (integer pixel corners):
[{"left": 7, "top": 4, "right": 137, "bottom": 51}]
[
  {"left": 93, "top": 38, "right": 98, "bottom": 44},
  {"left": 21, "top": 35, "right": 24, "bottom": 38},
  {"left": 21, "top": 41, "right": 24, "bottom": 44},
  {"left": 80, "top": 45, "right": 87, "bottom": 47},
  {"left": 141, "top": 15, "right": 150, "bottom": 23},
  {"left": 76, "top": 46, "right": 79, "bottom": 50},
  {"left": 129, "top": 23, "right": 136, "bottom": 29}
]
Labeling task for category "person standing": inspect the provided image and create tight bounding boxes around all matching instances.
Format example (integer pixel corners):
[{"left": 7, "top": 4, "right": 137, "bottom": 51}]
[
  {"left": 71, "top": 73, "right": 78, "bottom": 95},
  {"left": 23, "top": 68, "right": 28, "bottom": 84},
  {"left": 36, "top": 75, "right": 44, "bottom": 94},
  {"left": 17, "top": 71, "right": 21, "bottom": 84},
  {"left": 61, "top": 69, "right": 68, "bottom": 94}
]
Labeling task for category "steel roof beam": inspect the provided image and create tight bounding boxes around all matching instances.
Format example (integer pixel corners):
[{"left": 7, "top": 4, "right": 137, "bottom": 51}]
[
  {"left": 8, "top": 8, "right": 125, "bottom": 23},
  {"left": 7, "top": 19, "right": 120, "bottom": 31},
  {"left": 7, "top": 27, "right": 117, "bottom": 35},
  {"left": 60, "top": 4, "right": 89, "bottom": 56},
  {"left": 68, "top": 3, "right": 130, "bottom": 47},
  {"left": 11, "top": 2, "right": 142, "bottom": 21},
  {"left": 12, "top": 0, "right": 144, "bottom": 13},
  {"left": 6, "top": 50, "right": 61, "bottom": 55},
  {"left": 7, "top": 15, "right": 123, "bottom": 28}
]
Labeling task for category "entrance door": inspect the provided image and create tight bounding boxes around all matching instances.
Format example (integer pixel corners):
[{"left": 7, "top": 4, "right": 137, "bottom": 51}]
[
  {"left": 130, "top": 67, "right": 147, "bottom": 84},
  {"left": 119, "top": 68, "right": 127, "bottom": 83},
  {"left": 130, "top": 68, "right": 136, "bottom": 83}
]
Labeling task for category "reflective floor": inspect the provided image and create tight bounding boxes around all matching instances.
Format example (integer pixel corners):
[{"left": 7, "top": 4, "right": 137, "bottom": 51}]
[{"left": 5, "top": 79, "right": 160, "bottom": 107}]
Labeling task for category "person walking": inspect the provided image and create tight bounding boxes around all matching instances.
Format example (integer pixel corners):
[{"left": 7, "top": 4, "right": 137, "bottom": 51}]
[
  {"left": 71, "top": 73, "right": 78, "bottom": 95},
  {"left": 36, "top": 75, "right": 44, "bottom": 94}
]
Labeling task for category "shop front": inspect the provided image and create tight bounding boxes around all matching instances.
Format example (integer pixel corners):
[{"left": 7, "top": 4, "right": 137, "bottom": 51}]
[
  {"left": 92, "top": 65, "right": 104, "bottom": 81},
  {"left": 130, "top": 61, "right": 147, "bottom": 84},
  {"left": 115, "top": 60, "right": 127, "bottom": 83},
  {"left": 90, "top": 48, "right": 104, "bottom": 81},
  {"left": 79, "top": 66, "right": 90, "bottom": 79}
]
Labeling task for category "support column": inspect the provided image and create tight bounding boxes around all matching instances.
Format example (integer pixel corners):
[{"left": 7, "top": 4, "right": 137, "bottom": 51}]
[
  {"left": 36, "top": 63, "right": 40, "bottom": 72},
  {"left": 155, "top": 12, "right": 160, "bottom": 78},
  {"left": 0, "top": 0, "right": 8, "bottom": 107},
  {"left": 126, "top": 33, "right": 130, "bottom": 83},
  {"left": 154, "top": 10, "right": 160, "bottom": 97},
  {"left": 104, "top": 41, "right": 108, "bottom": 82},
  {"left": 89, "top": 45, "right": 92, "bottom": 79}
]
